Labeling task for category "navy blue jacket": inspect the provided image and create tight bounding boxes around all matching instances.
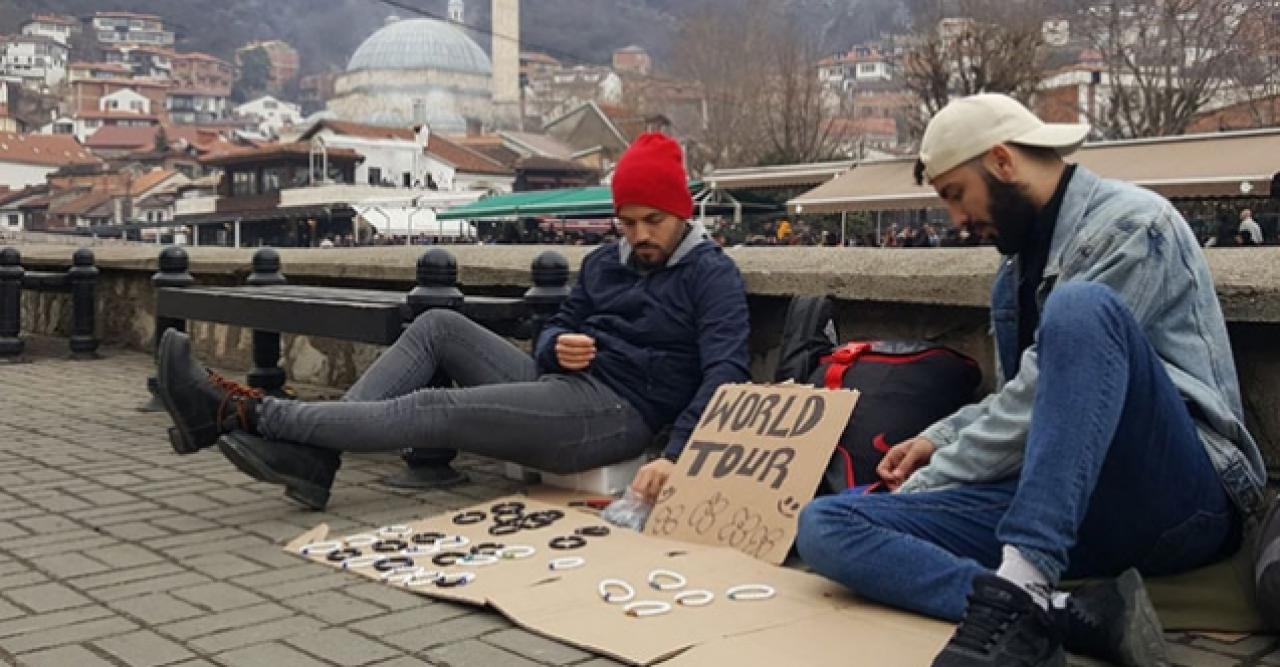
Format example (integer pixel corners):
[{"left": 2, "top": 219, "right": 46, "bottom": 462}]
[{"left": 534, "top": 237, "right": 750, "bottom": 459}]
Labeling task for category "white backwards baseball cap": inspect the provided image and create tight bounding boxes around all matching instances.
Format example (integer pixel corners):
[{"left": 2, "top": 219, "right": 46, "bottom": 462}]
[{"left": 919, "top": 93, "right": 1090, "bottom": 181}]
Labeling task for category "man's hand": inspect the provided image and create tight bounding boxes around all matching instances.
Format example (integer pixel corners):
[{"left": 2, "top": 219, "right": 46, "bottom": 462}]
[
  {"left": 555, "top": 333, "right": 596, "bottom": 371},
  {"left": 877, "top": 436, "right": 937, "bottom": 491},
  {"left": 631, "top": 458, "right": 675, "bottom": 504}
]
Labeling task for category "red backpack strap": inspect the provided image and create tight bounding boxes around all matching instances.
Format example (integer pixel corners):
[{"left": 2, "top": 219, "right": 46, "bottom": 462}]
[{"left": 819, "top": 342, "right": 872, "bottom": 389}]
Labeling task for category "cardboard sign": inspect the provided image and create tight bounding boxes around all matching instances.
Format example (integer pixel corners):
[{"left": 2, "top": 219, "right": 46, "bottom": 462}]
[{"left": 645, "top": 383, "right": 858, "bottom": 564}]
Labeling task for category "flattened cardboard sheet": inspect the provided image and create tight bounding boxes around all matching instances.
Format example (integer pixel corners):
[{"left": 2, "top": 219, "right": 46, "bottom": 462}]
[{"left": 646, "top": 383, "right": 858, "bottom": 564}]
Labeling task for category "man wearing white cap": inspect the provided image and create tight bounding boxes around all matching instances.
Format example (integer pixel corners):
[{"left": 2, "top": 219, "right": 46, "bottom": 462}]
[{"left": 796, "top": 94, "right": 1266, "bottom": 666}]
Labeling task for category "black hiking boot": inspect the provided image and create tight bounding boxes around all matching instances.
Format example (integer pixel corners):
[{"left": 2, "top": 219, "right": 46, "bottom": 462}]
[
  {"left": 156, "top": 329, "right": 261, "bottom": 455},
  {"left": 216, "top": 430, "right": 340, "bottom": 511},
  {"left": 933, "top": 574, "right": 1066, "bottom": 667},
  {"left": 1058, "top": 569, "right": 1169, "bottom": 666}
]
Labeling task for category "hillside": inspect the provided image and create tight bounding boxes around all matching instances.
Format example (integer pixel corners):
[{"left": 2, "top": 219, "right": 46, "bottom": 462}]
[{"left": 0, "top": 0, "right": 910, "bottom": 75}]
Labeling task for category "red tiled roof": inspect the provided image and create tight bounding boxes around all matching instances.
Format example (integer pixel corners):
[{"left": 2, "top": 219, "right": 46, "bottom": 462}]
[
  {"left": 129, "top": 169, "right": 178, "bottom": 195},
  {"left": 301, "top": 120, "right": 416, "bottom": 141},
  {"left": 69, "top": 62, "right": 132, "bottom": 72},
  {"left": 85, "top": 125, "right": 158, "bottom": 149},
  {"left": 168, "top": 87, "right": 230, "bottom": 98},
  {"left": 95, "top": 11, "right": 164, "bottom": 20},
  {"left": 200, "top": 141, "right": 363, "bottom": 166},
  {"left": 426, "top": 135, "right": 513, "bottom": 176},
  {"left": 0, "top": 132, "right": 101, "bottom": 167},
  {"left": 27, "top": 14, "right": 79, "bottom": 26},
  {"left": 171, "top": 52, "right": 230, "bottom": 64},
  {"left": 50, "top": 189, "right": 113, "bottom": 217}
]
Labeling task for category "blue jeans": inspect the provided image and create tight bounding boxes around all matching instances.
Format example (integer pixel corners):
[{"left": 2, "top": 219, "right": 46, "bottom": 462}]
[{"left": 796, "top": 283, "right": 1241, "bottom": 621}]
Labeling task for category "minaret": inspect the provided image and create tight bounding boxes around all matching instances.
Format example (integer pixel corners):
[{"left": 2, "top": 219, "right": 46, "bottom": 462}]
[
  {"left": 448, "top": 0, "right": 465, "bottom": 23},
  {"left": 490, "top": 0, "right": 521, "bottom": 129}
]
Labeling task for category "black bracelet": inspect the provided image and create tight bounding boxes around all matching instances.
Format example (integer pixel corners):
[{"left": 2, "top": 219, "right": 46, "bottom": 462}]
[
  {"left": 373, "top": 539, "right": 407, "bottom": 553},
  {"left": 489, "top": 522, "right": 522, "bottom": 536},
  {"left": 549, "top": 535, "right": 587, "bottom": 550},
  {"left": 326, "top": 547, "right": 361, "bottom": 562},
  {"left": 470, "top": 542, "right": 504, "bottom": 556},
  {"left": 373, "top": 556, "right": 414, "bottom": 572},
  {"left": 452, "top": 511, "right": 487, "bottom": 525},
  {"left": 491, "top": 501, "right": 525, "bottom": 516},
  {"left": 432, "top": 551, "right": 468, "bottom": 567},
  {"left": 412, "top": 532, "right": 446, "bottom": 545},
  {"left": 575, "top": 526, "right": 610, "bottom": 538}
]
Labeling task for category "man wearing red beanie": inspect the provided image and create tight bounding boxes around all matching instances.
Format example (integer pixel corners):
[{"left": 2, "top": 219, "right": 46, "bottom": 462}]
[{"left": 154, "top": 132, "right": 752, "bottom": 510}]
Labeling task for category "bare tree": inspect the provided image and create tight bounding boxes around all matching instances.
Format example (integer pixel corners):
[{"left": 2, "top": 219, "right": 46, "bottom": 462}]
[
  {"left": 669, "top": 1, "right": 771, "bottom": 169},
  {"left": 1225, "top": 2, "right": 1280, "bottom": 129},
  {"left": 1079, "top": 0, "right": 1273, "bottom": 138},
  {"left": 901, "top": 0, "right": 1049, "bottom": 142},
  {"left": 757, "top": 19, "right": 846, "bottom": 164}
]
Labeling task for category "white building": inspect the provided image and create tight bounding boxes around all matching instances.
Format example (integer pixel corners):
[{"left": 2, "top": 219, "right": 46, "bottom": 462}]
[
  {"left": 299, "top": 119, "right": 514, "bottom": 192},
  {"left": 168, "top": 89, "right": 229, "bottom": 125},
  {"left": 0, "top": 35, "right": 68, "bottom": 88},
  {"left": 0, "top": 131, "right": 101, "bottom": 189},
  {"left": 91, "top": 12, "right": 175, "bottom": 48},
  {"left": 21, "top": 15, "right": 81, "bottom": 47},
  {"left": 817, "top": 45, "right": 893, "bottom": 94},
  {"left": 235, "top": 95, "right": 304, "bottom": 135},
  {"left": 42, "top": 88, "right": 160, "bottom": 142}
]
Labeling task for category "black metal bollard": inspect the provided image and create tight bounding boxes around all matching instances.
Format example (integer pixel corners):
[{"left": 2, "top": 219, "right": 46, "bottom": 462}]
[
  {"left": 246, "top": 248, "right": 287, "bottom": 395},
  {"left": 405, "top": 248, "right": 463, "bottom": 318},
  {"left": 141, "top": 247, "right": 196, "bottom": 411},
  {"left": 523, "top": 250, "right": 571, "bottom": 345},
  {"left": 67, "top": 248, "right": 99, "bottom": 359},
  {"left": 0, "top": 248, "right": 23, "bottom": 361}
]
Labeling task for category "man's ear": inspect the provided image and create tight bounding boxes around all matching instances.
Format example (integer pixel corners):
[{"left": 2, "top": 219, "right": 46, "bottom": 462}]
[{"left": 981, "top": 144, "right": 1018, "bottom": 183}]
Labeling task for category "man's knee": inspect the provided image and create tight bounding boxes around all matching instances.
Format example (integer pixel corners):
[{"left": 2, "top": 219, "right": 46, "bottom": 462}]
[
  {"left": 1040, "top": 282, "right": 1131, "bottom": 346},
  {"left": 406, "top": 308, "right": 468, "bottom": 341},
  {"left": 797, "top": 495, "right": 865, "bottom": 571}
]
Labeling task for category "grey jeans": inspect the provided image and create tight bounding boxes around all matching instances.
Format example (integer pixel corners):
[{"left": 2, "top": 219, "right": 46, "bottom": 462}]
[{"left": 258, "top": 309, "right": 653, "bottom": 473}]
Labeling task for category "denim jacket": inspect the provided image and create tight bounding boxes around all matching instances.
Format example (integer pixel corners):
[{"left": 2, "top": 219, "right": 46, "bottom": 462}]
[{"left": 899, "top": 166, "right": 1267, "bottom": 515}]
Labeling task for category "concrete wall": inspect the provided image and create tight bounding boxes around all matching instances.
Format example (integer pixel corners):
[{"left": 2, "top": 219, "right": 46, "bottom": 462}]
[{"left": 12, "top": 244, "right": 1280, "bottom": 471}]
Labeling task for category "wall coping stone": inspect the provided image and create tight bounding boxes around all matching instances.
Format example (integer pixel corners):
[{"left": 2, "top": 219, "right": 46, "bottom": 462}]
[{"left": 10, "top": 244, "right": 1280, "bottom": 323}]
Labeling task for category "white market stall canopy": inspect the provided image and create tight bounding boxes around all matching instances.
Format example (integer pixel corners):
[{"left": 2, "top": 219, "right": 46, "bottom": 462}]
[{"left": 788, "top": 128, "right": 1280, "bottom": 214}]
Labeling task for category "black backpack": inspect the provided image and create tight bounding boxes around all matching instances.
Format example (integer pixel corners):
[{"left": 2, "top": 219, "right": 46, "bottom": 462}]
[
  {"left": 773, "top": 296, "right": 982, "bottom": 494},
  {"left": 809, "top": 341, "right": 981, "bottom": 493}
]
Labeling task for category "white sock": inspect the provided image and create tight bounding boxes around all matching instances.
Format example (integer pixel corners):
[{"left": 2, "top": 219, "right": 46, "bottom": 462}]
[{"left": 995, "top": 545, "right": 1052, "bottom": 610}]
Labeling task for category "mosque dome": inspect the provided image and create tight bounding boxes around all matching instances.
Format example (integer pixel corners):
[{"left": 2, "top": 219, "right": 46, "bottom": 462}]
[{"left": 346, "top": 17, "right": 492, "bottom": 75}]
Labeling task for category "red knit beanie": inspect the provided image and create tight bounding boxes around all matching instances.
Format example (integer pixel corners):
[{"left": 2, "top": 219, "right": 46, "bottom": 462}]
[{"left": 611, "top": 132, "right": 693, "bottom": 220}]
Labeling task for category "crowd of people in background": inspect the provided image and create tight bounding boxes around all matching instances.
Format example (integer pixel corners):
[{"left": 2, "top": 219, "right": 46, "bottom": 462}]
[{"left": 311, "top": 207, "right": 1272, "bottom": 249}]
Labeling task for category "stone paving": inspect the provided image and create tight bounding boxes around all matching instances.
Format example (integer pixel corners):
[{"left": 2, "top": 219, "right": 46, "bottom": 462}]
[{"left": 0, "top": 341, "right": 1277, "bottom": 666}]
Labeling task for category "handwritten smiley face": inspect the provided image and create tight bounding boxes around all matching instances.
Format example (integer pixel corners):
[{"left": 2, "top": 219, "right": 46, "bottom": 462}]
[{"left": 776, "top": 495, "right": 802, "bottom": 519}]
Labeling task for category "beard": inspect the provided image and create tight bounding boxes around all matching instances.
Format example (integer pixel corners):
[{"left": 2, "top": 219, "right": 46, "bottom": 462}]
[
  {"left": 632, "top": 242, "right": 667, "bottom": 268},
  {"left": 981, "top": 171, "right": 1041, "bottom": 256}
]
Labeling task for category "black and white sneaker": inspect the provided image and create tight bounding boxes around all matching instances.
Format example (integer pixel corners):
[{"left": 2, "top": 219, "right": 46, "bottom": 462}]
[
  {"left": 1058, "top": 569, "right": 1169, "bottom": 666},
  {"left": 933, "top": 574, "right": 1066, "bottom": 667}
]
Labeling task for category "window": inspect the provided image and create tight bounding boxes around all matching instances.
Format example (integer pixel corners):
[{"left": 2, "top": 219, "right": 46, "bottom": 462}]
[
  {"left": 264, "top": 100, "right": 277, "bottom": 109},
  {"left": 367, "top": 167, "right": 382, "bottom": 185},
  {"left": 7, "top": 214, "right": 19, "bottom": 228},
  {"left": 262, "top": 167, "right": 285, "bottom": 193},
  {"left": 232, "top": 171, "right": 256, "bottom": 196}
]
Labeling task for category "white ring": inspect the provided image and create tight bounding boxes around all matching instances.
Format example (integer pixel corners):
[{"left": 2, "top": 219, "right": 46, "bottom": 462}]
[
  {"left": 548, "top": 557, "right": 586, "bottom": 571},
  {"left": 381, "top": 566, "right": 426, "bottom": 583},
  {"left": 341, "top": 555, "right": 384, "bottom": 570},
  {"left": 674, "top": 589, "right": 715, "bottom": 607},
  {"left": 299, "top": 540, "right": 344, "bottom": 556},
  {"left": 598, "top": 579, "right": 636, "bottom": 604},
  {"left": 437, "top": 572, "right": 476, "bottom": 587},
  {"left": 624, "top": 600, "right": 672, "bottom": 617},
  {"left": 438, "top": 535, "right": 470, "bottom": 549},
  {"left": 460, "top": 553, "right": 499, "bottom": 567},
  {"left": 403, "top": 543, "right": 443, "bottom": 556},
  {"left": 726, "top": 584, "right": 776, "bottom": 601},
  {"left": 344, "top": 534, "right": 378, "bottom": 548},
  {"left": 377, "top": 524, "right": 414, "bottom": 538},
  {"left": 404, "top": 571, "right": 444, "bottom": 587},
  {"left": 647, "top": 569, "right": 687, "bottom": 591},
  {"left": 497, "top": 545, "right": 536, "bottom": 560}
]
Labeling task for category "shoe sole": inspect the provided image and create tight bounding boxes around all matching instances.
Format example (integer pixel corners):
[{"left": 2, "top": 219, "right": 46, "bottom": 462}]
[
  {"left": 1113, "top": 569, "right": 1170, "bottom": 667},
  {"left": 216, "top": 435, "right": 330, "bottom": 511}
]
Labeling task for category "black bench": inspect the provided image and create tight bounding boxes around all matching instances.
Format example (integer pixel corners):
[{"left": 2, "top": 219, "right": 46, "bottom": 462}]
[
  {"left": 0, "top": 247, "right": 100, "bottom": 361},
  {"left": 144, "top": 246, "right": 571, "bottom": 402}
]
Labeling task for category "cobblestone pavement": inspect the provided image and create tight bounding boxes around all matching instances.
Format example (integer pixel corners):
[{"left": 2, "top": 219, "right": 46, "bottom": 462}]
[{"left": 0, "top": 342, "right": 1276, "bottom": 666}]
